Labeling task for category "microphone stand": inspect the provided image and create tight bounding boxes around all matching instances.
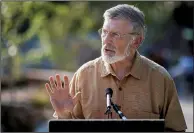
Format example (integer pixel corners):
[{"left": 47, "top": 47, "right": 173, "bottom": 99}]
[
  {"left": 111, "top": 101, "right": 127, "bottom": 120},
  {"left": 104, "top": 106, "right": 112, "bottom": 119}
]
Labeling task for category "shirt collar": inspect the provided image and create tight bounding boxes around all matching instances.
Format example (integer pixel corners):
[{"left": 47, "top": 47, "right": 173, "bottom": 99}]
[{"left": 101, "top": 51, "right": 142, "bottom": 80}]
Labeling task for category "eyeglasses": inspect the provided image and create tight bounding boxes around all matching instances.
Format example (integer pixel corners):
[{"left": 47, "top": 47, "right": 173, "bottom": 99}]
[{"left": 98, "top": 28, "right": 139, "bottom": 40}]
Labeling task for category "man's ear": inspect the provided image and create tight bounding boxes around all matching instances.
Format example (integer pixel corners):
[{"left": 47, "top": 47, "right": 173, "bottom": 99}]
[{"left": 132, "top": 35, "right": 143, "bottom": 49}]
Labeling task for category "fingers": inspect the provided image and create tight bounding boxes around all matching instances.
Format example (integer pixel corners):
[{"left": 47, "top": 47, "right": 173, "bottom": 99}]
[
  {"left": 45, "top": 83, "right": 53, "bottom": 96},
  {"left": 49, "top": 76, "right": 57, "bottom": 91},
  {"left": 46, "top": 74, "right": 70, "bottom": 95},
  {"left": 56, "top": 74, "right": 62, "bottom": 89},
  {"left": 63, "top": 75, "right": 69, "bottom": 90}
]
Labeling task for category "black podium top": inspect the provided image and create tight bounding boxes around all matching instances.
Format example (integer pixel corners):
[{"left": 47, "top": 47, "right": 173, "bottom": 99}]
[{"left": 49, "top": 119, "right": 165, "bottom": 132}]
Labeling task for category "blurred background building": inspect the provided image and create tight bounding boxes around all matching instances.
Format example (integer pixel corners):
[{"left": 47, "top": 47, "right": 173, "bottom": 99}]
[{"left": 1, "top": 1, "right": 193, "bottom": 132}]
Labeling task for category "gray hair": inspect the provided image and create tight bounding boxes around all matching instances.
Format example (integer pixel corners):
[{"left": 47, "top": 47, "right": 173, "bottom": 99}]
[{"left": 103, "top": 4, "right": 146, "bottom": 36}]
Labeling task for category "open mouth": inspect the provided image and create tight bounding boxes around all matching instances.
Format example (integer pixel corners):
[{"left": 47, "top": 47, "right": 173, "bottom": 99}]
[
  {"left": 104, "top": 48, "right": 115, "bottom": 55},
  {"left": 105, "top": 48, "right": 114, "bottom": 52}
]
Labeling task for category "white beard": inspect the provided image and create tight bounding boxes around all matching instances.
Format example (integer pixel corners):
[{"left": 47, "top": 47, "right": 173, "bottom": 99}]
[{"left": 101, "top": 43, "right": 130, "bottom": 64}]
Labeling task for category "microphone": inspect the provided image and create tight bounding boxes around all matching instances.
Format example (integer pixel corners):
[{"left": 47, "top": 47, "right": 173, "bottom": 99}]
[
  {"left": 105, "top": 88, "right": 127, "bottom": 120},
  {"left": 105, "top": 88, "right": 113, "bottom": 110}
]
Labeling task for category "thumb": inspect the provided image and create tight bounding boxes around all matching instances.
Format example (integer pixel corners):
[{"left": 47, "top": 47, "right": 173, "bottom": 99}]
[{"left": 72, "top": 91, "right": 81, "bottom": 105}]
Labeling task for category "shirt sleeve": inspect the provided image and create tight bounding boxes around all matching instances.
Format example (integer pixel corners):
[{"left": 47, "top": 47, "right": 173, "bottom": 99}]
[
  {"left": 53, "top": 71, "right": 85, "bottom": 119},
  {"left": 162, "top": 76, "right": 187, "bottom": 131}
]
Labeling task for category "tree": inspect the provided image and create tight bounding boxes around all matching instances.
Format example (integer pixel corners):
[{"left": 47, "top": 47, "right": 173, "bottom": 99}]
[{"left": 2, "top": 1, "right": 96, "bottom": 74}]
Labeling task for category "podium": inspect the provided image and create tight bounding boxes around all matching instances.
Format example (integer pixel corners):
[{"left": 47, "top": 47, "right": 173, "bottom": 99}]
[{"left": 49, "top": 119, "right": 165, "bottom": 132}]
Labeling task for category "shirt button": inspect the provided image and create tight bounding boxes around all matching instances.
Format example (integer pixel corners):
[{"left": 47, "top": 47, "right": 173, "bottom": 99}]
[{"left": 119, "top": 87, "right": 122, "bottom": 91}]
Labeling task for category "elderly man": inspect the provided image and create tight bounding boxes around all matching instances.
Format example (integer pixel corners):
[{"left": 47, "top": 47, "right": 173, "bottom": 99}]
[{"left": 45, "top": 4, "right": 187, "bottom": 131}]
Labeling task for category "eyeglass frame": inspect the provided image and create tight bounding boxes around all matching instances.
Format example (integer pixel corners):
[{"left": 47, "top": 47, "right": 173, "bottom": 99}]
[{"left": 98, "top": 28, "right": 140, "bottom": 40}]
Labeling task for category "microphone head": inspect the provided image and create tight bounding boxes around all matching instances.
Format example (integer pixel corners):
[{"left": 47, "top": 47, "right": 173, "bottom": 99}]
[{"left": 105, "top": 88, "right": 113, "bottom": 97}]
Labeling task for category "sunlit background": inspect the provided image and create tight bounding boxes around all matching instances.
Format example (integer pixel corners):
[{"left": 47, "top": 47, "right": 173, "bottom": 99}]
[{"left": 1, "top": 1, "right": 193, "bottom": 132}]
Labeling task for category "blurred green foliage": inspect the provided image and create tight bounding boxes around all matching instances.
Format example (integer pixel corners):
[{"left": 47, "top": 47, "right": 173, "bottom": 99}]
[{"left": 1, "top": 1, "right": 178, "bottom": 74}]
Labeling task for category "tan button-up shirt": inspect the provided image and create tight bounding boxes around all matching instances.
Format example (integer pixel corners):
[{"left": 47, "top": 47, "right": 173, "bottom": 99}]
[{"left": 53, "top": 51, "right": 187, "bottom": 131}]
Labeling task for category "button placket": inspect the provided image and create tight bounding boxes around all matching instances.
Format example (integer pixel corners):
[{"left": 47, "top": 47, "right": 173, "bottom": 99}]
[{"left": 113, "top": 77, "right": 126, "bottom": 117}]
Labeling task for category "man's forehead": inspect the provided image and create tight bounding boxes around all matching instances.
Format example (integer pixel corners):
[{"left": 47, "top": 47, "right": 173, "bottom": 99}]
[{"left": 103, "top": 19, "right": 133, "bottom": 32}]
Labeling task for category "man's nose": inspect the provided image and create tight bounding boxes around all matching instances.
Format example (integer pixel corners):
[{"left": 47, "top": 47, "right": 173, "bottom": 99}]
[{"left": 102, "top": 33, "right": 113, "bottom": 45}]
